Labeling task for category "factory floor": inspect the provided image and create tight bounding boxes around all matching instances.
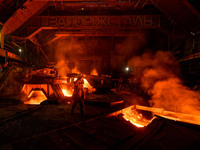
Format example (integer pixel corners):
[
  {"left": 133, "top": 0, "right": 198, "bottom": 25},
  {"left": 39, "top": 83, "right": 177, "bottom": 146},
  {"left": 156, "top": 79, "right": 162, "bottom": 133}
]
[
  {"left": 0, "top": 92, "right": 200, "bottom": 150},
  {"left": 0, "top": 91, "right": 134, "bottom": 149}
]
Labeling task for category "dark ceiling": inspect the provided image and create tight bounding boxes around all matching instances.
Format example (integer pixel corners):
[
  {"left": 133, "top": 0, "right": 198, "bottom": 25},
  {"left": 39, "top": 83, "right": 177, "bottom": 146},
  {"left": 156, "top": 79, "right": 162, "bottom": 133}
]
[
  {"left": 1, "top": 0, "right": 200, "bottom": 34},
  {"left": 0, "top": 0, "right": 200, "bottom": 66}
]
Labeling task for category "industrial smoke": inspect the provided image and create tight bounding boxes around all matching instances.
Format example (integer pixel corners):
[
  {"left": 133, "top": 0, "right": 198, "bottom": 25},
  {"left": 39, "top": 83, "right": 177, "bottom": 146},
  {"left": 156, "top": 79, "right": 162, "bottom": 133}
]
[{"left": 128, "top": 51, "right": 200, "bottom": 115}]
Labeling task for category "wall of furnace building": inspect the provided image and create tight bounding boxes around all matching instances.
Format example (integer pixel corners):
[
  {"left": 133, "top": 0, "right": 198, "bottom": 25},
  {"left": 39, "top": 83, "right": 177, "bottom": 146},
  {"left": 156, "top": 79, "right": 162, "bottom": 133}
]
[{"left": 24, "top": 32, "right": 170, "bottom": 76}]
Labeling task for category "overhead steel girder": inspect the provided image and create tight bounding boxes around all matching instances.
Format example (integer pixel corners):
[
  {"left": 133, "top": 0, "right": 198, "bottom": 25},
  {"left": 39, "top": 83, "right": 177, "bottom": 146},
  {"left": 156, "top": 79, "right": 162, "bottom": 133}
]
[
  {"left": 0, "top": 48, "right": 22, "bottom": 61},
  {"left": 46, "top": 31, "right": 144, "bottom": 44},
  {"left": 33, "top": 0, "right": 144, "bottom": 5},
  {"left": 34, "top": 0, "right": 103, "bottom": 2},
  {"left": 151, "top": 0, "right": 200, "bottom": 33},
  {"left": 1, "top": 0, "right": 49, "bottom": 48},
  {"left": 29, "top": 36, "right": 49, "bottom": 61}
]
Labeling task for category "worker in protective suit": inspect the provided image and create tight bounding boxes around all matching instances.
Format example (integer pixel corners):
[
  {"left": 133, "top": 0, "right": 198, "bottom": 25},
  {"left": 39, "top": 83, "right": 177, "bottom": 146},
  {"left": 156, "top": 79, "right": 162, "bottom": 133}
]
[{"left": 71, "top": 75, "right": 85, "bottom": 116}]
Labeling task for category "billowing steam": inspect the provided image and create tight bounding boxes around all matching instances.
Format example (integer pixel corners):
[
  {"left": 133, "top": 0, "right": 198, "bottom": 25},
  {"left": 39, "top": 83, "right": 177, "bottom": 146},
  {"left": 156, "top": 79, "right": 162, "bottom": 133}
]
[
  {"left": 112, "top": 36, "right": 146, "bottom": 70},
  {"left": 56, "top": 59, "right": 70, "bottom": 77},
  {"left": 51, "top": 37, "right": 84, "bottom": 76},
  {"left": 128, "top": 51, "right": 200, "bottom": 115}
]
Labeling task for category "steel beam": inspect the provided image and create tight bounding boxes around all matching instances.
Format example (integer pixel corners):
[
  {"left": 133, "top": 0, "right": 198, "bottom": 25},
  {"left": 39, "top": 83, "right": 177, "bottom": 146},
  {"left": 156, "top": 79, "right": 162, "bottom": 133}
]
[
  {"left": 29, "top": 36, "right": 49, "bottom": 61},
  {"left": 47, "top": 36, "right": 62, "bottom": 44},
  {"left": 12, "top": 42, "right": 21, "bottom": 48},
  {"left": 134, "top": 0, "right": 142, "bottom": 9},
  {"left": 34, "top": 0, "right": 102, "bottom": 2},
  {"left": 54, "top": 32, "right": 144, "bottom": 37},
  {"left": 27, "top": 27, "right": 58, "bottom": 39},
  {"left": 33, "top": 0, "right": 145, "bottom": 5},
  {"left": 25, "top": 15, "right": 160, "bottom": 40},
  {"left": 180, "top": 52, "right": 200, "bottom": 62},
  {"left": 33, "top": 15, "right": 160, "bottom": 29},
  {"left": 46, "top": 32, "right": 144, "bottom": 45},
  {"left": 0, "top": 48, "right": 22, "bottom": 61},
  {"left": 151, "top": 0, "right": 200, "bottom": 33},
  {"left": 1, "top": 0, "right": 49, "bottom": 48}
]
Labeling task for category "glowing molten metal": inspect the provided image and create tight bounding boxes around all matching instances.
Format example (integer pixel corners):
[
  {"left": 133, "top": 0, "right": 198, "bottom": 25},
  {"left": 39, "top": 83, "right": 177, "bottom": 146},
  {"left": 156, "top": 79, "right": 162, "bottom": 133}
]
[
  {"left": 25, "top": 90, "right": 47, "bottom": 105},
  {"left": 61, "top": 78, "right": 94, "bottom": 97},
  {"left": 74, "top": 77, "right": 95, "bottom": 92},
  {"left": 122, "top": 106, "right": 152, "bottom": 127},
  {"left": 121, "top": 105, "right": 200, "bottom": 127},
  {"left": 83, "top": 79, "right": 92, "bottom": 89},
  {"left": 62, "top": 88, "right": 73, "bottom": 97}
]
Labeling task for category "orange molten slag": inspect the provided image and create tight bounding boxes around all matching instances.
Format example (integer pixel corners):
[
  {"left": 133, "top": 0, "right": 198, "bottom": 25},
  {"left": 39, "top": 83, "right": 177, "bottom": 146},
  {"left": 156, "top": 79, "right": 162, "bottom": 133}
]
[
  {"left": 62, "top": 89, "right": 73, "bottom": 97},
  {"left": 25, "top": 90, "right": 47, "bottom": 105},
  {"left": 122, "top": 105, "right": 200, "bottom": 127},
  {"left": 122, "top": 107, "right": 152, "bottom": 127}
]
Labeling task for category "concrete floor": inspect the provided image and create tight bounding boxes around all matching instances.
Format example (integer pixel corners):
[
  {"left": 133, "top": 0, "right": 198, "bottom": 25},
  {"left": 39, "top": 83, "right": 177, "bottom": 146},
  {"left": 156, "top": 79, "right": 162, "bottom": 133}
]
[
  {"left": 0, "top": 91, "right": 136, "bottom": 149},
  {"left": 0, "top": 92, "right": 200, "bottom": 150}
]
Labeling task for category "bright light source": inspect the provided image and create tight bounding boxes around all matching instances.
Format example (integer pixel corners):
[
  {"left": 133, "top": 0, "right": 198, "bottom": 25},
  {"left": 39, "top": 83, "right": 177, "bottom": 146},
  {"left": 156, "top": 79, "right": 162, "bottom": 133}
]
[
  {"left": 81, "top": 8, "right": 84, "bottom": 10},
  {"left": 19, "top": 48, "right": 22, "bottom": 52},
  {"left": 125, "top": 67, "right": 129, "bottom": 71}
]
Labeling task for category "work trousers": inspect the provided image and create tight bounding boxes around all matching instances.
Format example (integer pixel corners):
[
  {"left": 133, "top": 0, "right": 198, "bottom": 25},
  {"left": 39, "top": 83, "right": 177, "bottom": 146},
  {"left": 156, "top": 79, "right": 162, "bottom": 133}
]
[{"left": 71, "top": 97, "right": 85, "bottom": 116}]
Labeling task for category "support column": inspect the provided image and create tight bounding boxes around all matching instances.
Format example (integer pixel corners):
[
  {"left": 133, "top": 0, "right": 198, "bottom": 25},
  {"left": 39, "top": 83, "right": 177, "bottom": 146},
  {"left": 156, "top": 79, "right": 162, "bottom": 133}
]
[
  {"left": 24, "top": 40, "right": 27, "bottom": 63},
  {"left": 1, "top": 33, "right": 4, "bottom": 49},
  {"left": 111, "top": 36, "right": 114, "bottom": 75}
]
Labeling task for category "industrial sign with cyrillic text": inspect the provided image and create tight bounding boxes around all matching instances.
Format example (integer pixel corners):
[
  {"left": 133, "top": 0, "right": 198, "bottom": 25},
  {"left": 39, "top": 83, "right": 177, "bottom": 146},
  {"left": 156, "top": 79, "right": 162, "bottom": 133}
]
[{"left": 38, "top": 15, "right": 160, "bottom": 29}]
